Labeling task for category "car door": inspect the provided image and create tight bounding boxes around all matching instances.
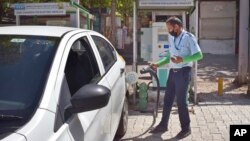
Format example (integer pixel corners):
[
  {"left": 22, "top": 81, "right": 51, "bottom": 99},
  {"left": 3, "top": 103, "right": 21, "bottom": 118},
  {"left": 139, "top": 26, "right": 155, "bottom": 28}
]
[
  {"left": 52, "top": 32, "right": 112, "bottom": 141},
  {"left": 89, "top": 33, "right": 126, "bottom": 136}
]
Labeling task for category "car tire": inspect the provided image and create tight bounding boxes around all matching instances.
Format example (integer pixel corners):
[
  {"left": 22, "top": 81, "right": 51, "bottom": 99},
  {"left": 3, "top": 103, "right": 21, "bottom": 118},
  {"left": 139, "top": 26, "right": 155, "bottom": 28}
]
[{"left": 116, "top": 97, "right": 128, "bottom": 136}]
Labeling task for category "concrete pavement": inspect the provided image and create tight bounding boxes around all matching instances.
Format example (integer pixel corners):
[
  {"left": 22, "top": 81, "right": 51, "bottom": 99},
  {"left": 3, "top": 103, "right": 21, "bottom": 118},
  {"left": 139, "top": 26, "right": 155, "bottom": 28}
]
[{"left": 119, "top": 93, "right": 250, "bottom": 141}]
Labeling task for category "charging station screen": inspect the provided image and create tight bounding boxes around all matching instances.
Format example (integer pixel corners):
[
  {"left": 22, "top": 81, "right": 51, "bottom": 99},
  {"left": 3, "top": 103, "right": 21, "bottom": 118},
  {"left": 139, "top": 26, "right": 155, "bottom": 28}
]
[{"left": 158, "top": 34, "right": 168, "bottom": 42}]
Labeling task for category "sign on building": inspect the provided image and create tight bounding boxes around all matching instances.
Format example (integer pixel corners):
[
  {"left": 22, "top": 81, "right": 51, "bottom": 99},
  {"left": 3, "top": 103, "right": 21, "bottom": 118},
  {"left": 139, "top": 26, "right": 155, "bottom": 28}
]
[
  {"left": 12, "top": 3, "right": 70, "bottom": 16},
  {"left": 138, "top": 0, "right": 194, "bottom": 9}
]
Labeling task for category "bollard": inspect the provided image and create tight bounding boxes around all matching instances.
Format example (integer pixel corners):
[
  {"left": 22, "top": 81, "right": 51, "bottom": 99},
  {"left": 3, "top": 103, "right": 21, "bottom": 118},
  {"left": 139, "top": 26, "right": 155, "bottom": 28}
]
[
  {"left": 218, "top": 77, "right": 224, "bottom": 96},
  {"left": 138, "top": 82, "right": 148, "bottom": 111}
]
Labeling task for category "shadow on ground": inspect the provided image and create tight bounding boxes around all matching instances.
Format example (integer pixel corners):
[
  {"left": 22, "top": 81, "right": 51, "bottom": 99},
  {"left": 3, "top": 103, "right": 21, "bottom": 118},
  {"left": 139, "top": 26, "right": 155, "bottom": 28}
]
[
  {"left": 197, "top": 92, "right": 250, "bottom": 106},
  {"left": 197, "top": 53, "right": 238, "bottom": 82}
]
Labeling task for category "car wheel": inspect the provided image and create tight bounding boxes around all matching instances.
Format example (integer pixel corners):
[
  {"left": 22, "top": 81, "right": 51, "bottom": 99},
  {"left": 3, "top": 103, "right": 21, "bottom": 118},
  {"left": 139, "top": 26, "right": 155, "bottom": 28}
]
[{"left": 116, "top": 97, "right": 128, "bottom": 136}]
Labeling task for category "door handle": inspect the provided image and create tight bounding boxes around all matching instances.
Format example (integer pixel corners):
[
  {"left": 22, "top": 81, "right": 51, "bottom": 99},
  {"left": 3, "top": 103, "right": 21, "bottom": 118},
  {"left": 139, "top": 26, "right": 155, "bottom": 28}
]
[{"left": 120, "top": 68, "right": 125, "bottom": 75}]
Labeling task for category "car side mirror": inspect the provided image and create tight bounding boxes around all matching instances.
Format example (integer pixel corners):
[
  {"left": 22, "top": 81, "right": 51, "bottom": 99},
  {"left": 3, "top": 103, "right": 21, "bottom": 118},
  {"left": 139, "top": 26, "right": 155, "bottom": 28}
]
[{"left": 64, "top": 84, "right": 111, "bottom": 120}]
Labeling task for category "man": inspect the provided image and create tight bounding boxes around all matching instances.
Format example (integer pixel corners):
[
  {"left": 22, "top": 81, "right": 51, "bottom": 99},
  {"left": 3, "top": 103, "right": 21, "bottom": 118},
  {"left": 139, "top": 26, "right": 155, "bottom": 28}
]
[{"left": 150, "top": 17, "right": 203, "bottom": 139}]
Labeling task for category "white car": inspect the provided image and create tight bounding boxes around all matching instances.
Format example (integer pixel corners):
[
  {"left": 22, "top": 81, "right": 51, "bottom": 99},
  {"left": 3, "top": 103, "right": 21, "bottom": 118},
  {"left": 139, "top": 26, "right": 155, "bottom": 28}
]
[{"left": 0, "top": 26, "right": 128, "bottom": 141}]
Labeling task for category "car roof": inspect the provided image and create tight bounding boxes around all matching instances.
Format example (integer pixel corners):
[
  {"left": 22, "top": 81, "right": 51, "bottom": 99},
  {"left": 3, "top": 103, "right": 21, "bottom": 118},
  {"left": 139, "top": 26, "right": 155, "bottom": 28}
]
[{"left": 0, "top": 26, "right": 90, "bottom": 37}]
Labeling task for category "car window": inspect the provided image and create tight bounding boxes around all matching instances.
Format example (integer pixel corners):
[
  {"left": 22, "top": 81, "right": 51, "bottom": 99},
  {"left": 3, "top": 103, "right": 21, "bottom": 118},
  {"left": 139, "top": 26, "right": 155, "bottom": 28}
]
[
  {"left": 0, "top": 35, "right": 59, "bottom": 135},
  {"left": 54, "top": 36, "right": 101, "bottom": 131},
  {"left": 91, "top": 35, "right": 117, "bottom": 72},
  {"left": 64, "top": 37, "right": 101, "bottom": 95}
]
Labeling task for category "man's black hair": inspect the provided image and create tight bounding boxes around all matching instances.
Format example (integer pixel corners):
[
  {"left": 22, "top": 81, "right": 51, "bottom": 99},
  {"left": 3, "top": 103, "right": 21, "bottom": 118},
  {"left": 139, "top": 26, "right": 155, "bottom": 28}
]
[{"left": 166, "top": 17, "right": 183, "bottom": 27}]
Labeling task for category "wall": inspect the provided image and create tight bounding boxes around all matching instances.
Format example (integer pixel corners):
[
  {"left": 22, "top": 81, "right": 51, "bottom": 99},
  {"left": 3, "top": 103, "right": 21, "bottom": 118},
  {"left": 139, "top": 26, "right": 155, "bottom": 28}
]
[{"left": 199, "top": 1, "right": 236, "bottom": 54}]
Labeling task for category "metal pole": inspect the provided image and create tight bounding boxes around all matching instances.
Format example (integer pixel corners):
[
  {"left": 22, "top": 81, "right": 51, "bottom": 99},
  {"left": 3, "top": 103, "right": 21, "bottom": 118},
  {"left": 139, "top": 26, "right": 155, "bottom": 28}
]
[
  {"left": 16, "top": 15, "right": 20, "bottom": 25},
  {"left": 182, "top": 11, "right": 186, "bottom": 30},
  {"left": 133, "top": 1, "right": 137, "bottom": 71},
  {"left": 247, "top": 0, "right": 250, "bottom": 95},
  {"left": 194, "top": 0, "right": 199, "bottom": 104},
  {"left": 132, "top": 0, "right": 137, "bottom": 104},
  {"left": 238, "top": 0, "right": 249, "bottom": 84},
  {"left": 74, "top": 0, "right": 80, "bottom": 28},
  {"left": 87, "top": 14, "right": 90, "bottom": 29},
  {"left": 111, "top": 0, "right": 116, "bottom": 45}
]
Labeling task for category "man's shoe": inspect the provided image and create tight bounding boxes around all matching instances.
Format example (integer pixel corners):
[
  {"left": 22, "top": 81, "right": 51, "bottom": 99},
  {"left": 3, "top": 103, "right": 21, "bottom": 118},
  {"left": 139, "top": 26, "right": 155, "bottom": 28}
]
[
  {"left": 175, "top": 129, "right": 191, "bottom": 139},
  {"left": 149, "top": 124, "right": 168, "bottom": 134}
]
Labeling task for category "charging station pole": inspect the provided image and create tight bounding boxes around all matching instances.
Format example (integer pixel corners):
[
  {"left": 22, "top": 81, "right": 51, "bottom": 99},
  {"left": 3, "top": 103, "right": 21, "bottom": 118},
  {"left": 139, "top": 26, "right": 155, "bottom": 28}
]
[
  {"left": 194, "top": 0, "right": 199, "bottom": 104},
  {"left": 132, "top": 0, "right": 137, "bottom": 104}
]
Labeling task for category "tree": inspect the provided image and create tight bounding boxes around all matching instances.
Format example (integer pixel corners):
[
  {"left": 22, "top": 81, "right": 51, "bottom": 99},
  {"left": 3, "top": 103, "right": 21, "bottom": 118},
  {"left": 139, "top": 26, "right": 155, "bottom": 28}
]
[
  {"left": 78, "top": 0, "right": 133, "bottom": 45},
  {"left": 116, "top": 0, "right": 133, "bottom": 17},
  {"left": 80, "top": 0, "right": 110, "bottom": 9},
  {"left": 0, "top": 1, "right": 3, "bottom": 23},
  {"left": 79, "top": 0, "right": 133, "bottom": 17}
]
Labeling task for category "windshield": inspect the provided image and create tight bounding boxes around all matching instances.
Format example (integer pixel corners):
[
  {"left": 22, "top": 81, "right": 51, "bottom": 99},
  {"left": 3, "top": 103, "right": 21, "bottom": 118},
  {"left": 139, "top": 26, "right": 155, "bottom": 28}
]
[{"left": 0, "top": 35, "right": 59, "bottom": 136}]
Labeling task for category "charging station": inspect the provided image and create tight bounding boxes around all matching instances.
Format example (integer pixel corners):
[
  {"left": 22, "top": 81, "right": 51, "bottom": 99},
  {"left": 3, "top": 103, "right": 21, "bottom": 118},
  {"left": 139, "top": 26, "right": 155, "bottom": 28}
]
[
  {"left": 133, "top": 0, "right": 197, "bottom": 104},
  {"left": 152, "top": 22, "right": 170, "bottom": 87},
  {"left": 140, "top": 11, "right": 190, "bottom": 88}
]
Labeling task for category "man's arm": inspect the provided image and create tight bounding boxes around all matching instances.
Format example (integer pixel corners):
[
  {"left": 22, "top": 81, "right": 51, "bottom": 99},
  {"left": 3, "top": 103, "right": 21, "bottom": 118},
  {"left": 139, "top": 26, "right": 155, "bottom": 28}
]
[
  {"left": 182, "top": 51, "right": 203, "bottom": 63},
  {"left": 171, "top": 51, "right": 203, "bottom": 64},
  {"left": 155, "top": 55, "right": 170, "bottom": 67}
]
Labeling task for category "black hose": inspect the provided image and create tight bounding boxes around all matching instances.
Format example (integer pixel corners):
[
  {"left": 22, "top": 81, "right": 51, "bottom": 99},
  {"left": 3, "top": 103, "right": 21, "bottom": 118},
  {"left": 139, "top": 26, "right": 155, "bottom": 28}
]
[
  {"left": 119, "top": 66, "right": 161, "bottom": 141},
  {"left": 140, "top": 66, "right": 161, "bottom": 117}
]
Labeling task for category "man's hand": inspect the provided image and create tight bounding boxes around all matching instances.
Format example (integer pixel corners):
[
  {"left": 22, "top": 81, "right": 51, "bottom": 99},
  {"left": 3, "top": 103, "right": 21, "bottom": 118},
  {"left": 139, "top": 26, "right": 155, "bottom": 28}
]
[{"left": 171, "top": 56, "right": 183, "bottom": 64}]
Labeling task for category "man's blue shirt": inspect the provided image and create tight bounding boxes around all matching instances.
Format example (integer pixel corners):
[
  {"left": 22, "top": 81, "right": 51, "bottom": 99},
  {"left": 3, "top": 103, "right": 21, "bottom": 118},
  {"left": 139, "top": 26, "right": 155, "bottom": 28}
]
[{"left": 169, "top": 30, "right": 201, "bottom": 68}]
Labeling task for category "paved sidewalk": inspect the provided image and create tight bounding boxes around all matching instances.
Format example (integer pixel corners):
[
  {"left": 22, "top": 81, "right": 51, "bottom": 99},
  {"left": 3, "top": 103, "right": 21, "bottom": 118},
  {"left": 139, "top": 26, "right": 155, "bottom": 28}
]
[
  {"left": 119, "top": 94, "right": 250, "bottom": 141},
  {"left": 118, "top": 54, "right": 249, "bottom": 141}
]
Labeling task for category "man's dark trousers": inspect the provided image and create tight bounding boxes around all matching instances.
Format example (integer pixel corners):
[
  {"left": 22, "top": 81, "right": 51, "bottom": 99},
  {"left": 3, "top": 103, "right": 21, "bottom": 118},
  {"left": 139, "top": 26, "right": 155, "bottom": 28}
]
[{"left": 160, "top": 66, "right": 192, "bottom": 131}]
